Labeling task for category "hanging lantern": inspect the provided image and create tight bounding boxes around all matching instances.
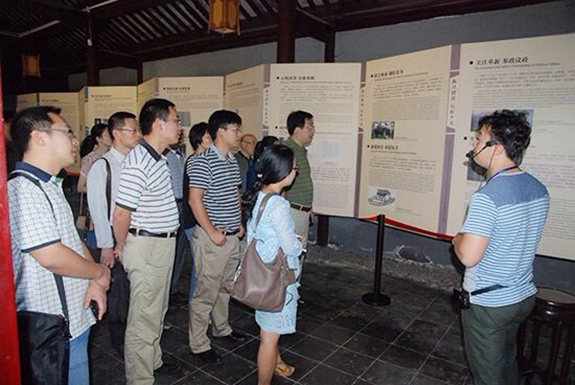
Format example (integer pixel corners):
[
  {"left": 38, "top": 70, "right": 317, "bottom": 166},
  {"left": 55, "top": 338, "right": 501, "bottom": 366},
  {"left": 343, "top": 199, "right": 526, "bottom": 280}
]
[
  {"left": 22, "top": 54, "right": 41, "bottom": 77},
  {"left": 208, "top": 0, "right": 240, "bottom": 35}
]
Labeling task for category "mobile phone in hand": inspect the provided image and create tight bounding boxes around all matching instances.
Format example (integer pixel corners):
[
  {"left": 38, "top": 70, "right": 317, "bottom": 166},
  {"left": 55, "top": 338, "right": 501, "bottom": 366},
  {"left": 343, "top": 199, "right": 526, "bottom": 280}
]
[{"left": 90, "top": 300, "right": 99, "bottom": 320}]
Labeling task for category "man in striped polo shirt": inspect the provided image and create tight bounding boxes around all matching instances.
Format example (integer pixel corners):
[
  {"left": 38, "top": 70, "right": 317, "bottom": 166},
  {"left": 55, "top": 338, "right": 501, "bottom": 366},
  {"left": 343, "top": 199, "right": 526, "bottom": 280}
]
[
  {"left": 113, "top": 99, "right": 182, "bottom": 384},
  {"left": 188, "top": 110, "right": 247, "bottom": 363},
  {"left": 452, "top": 110, "right": 549, "bottom": 385}
]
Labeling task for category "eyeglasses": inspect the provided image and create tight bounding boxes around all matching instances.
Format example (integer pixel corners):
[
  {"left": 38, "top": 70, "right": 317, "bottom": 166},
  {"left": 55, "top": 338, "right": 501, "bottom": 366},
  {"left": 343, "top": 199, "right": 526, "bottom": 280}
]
[
  {"left": 50, "top": 127, "right": 76, "bottom": 139},
  {"left": 165, "top": 118, "right": 182, "bottom": 126},
  {"left": 117, "top": 127, "right": 142, "bottom": 134}
]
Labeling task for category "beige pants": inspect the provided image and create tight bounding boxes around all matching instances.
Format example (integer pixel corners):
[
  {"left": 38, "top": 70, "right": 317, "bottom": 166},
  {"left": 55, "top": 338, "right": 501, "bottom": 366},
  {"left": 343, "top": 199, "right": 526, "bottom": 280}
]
[
  {"left": 189, "top": 227, "right": 240, "bottom": 353},
  {"left": 122, "top": 234, "right": 175, "bottom": 385}
]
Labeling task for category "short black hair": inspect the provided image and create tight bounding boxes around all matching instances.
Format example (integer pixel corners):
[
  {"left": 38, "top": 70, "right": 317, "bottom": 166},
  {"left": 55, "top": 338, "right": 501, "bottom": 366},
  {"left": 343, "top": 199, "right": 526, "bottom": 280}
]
[
  {"left": 139, "top": 98, "right": 175, "bottom": 136},
  {"left": 11, "top": 106, "right": 62, "bottom": 158},
  {"left": 478, "top": 109, "right": 532, "bottom": 165},
  {"left": 207, "top": 110, "right": 242, "bottom": 140},
  {"left": 189, "top": 122, "right": 209, "bottom": 151},
  {"left": 108, "top": 111, "right": 137, "bottom": 140},
  {"left": 253, "top": 135, "right": 279, "bottom": 160},
  {"left": 287, "top": 110, "right": 313, "bottom": 135}
]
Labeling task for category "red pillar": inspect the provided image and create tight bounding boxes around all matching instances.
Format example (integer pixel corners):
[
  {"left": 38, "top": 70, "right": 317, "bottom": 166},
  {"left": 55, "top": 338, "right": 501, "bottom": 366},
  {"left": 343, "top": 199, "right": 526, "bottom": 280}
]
[{"left": 0, "top": 57, "right": 22, "bottom": 384}]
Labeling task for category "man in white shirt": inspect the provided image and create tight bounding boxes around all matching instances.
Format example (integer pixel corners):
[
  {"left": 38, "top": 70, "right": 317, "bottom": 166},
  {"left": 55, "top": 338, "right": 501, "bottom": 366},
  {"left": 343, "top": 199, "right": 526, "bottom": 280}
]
[{"left": 86, "top": 111, "right": 141, "bottom": 356}]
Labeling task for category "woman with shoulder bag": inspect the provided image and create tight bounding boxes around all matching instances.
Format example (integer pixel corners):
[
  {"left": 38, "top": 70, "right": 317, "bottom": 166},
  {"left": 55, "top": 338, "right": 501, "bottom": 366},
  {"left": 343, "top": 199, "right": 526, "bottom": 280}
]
[{"left": 242, "top": 144, "right": 305, "bottom": 384}]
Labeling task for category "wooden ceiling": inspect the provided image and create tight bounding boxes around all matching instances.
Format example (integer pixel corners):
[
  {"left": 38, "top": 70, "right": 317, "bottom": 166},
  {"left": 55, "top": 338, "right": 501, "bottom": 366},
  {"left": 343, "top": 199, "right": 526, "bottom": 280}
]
[{"left": 0, "top": 0, "right": 558, "bottom": 74}]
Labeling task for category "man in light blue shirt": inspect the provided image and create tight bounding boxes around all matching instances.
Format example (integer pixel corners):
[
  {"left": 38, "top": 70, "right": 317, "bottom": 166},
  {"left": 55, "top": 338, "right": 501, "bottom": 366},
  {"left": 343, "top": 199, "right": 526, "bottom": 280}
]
[
  {"left": 86, "top": 111, "right": 140, "bottom": 357},
  {"left": 452, "top": 110, "right": 549, "bottom": 385}
]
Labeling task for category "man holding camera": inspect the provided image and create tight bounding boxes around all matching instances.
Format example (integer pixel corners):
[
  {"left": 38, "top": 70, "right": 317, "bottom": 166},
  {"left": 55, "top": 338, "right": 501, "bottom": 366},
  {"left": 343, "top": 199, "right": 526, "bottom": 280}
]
[{"left": 452, "top": 110, "right": 549, "bottom": 385}]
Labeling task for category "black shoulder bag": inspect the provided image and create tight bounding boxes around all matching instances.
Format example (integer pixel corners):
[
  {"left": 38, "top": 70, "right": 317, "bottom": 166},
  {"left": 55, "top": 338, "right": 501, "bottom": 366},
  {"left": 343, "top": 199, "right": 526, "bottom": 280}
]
[
  {"left": 9, "top": 171, "right": 72, "bottom": 385},
  {"left": 97, "top": 157, "right": 130, "bottom": 325}
]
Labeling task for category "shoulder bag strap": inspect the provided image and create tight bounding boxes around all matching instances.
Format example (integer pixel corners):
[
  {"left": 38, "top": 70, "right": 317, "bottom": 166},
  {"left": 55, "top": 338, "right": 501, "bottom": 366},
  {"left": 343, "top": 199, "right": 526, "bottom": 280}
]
[
  {"left": 8, "top": 171, "right": 70, "bottom": 322},
  {"left": 101, "top": 157, "right": 112, "bottom": 217},
  {"left": 252, "top": 193, "right": 278, "bottom": 230}
]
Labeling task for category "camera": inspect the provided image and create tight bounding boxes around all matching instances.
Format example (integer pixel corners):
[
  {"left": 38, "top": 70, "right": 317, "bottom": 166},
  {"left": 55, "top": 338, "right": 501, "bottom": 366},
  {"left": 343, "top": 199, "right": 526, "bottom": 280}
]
[{"left": 452, "top": 288, "right": 470, "bottom": 310}]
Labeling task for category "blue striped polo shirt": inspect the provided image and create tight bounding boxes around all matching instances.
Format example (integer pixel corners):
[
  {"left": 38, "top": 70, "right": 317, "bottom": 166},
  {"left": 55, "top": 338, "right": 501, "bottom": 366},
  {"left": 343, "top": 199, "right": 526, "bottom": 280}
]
[
  {"left": 461, "top": 171, "right": 549, "bottom": 307},
  {"left": 188, "top": 144, "right": 242, "bottom": 231}
]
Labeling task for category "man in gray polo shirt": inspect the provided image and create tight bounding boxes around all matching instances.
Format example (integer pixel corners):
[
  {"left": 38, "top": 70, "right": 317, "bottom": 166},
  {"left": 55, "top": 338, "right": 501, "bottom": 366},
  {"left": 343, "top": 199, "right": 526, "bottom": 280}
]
[
  {"left": 113, "top": 98, "right": 182, "bottom": 385},
  {"left": 188, "top": 110, "right": 247, "bottom": 363}
]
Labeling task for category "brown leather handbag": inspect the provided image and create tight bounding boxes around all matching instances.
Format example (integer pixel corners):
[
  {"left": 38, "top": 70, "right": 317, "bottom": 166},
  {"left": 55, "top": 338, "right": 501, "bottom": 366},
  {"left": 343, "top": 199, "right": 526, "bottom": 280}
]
[{"left": 230, "top": 193, "right": 297, "bottom": 312}]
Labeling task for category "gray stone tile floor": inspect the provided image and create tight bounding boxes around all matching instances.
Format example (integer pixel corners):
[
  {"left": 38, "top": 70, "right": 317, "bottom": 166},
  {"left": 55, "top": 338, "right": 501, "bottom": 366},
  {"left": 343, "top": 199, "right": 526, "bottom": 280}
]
[{"left": 87, "top": 260, "right": 575, "bottom": 385}]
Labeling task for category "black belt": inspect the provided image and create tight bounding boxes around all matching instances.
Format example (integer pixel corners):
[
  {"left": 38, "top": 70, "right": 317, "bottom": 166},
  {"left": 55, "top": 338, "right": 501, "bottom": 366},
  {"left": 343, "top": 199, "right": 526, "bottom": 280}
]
[
  {"left": 129, "top": 228, "right": 177, "bottom": 238},
  {"left": 197, "top": 225, "right": 239, "bottom": 236},
  {"left": 290, "top": 203, "right": 312, "bottom": 212}
]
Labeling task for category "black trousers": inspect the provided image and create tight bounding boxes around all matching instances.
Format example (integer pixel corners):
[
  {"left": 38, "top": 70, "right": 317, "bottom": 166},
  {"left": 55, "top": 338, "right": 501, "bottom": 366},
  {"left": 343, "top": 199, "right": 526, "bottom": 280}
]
[{"left": 89, "top": 247, "right": 128, "bottom": 351}]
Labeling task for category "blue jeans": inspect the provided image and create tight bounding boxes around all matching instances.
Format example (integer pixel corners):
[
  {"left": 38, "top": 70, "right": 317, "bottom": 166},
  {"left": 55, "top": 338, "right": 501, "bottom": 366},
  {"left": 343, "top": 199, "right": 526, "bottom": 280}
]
[
  {"left": 184, "top": 226, "right": 196, "bottom": 302},
  {"left": 69, "top": 328, "right": 90, "bottom": 385}
]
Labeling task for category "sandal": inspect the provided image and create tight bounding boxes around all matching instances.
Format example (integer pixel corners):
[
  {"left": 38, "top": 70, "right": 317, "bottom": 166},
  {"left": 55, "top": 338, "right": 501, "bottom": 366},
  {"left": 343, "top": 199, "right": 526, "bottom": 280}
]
[{"left": 274, "top": 364, "right": 295, "bottom": 378}]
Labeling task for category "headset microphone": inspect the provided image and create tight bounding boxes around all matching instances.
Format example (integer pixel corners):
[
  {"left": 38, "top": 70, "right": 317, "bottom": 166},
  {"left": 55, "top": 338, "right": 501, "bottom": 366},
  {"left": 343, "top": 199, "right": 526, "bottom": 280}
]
[{"left": 466, "top": 140, "right": 494, "bottom": 159}]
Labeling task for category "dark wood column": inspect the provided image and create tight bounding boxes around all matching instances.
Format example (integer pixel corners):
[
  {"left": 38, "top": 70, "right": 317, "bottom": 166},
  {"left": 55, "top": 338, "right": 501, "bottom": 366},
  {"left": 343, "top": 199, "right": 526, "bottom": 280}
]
[
  {"left": 324, "top": 30, "right": 335, "bottom": 63},
  {"left": 86, "top": 15, "right": 99, "bottom": 86},
  {"left": 137, "top": 60, "right": 144, "bottom": 84},
  {"left": 277, "top": 0, "right": 295, "bottom": 63}
]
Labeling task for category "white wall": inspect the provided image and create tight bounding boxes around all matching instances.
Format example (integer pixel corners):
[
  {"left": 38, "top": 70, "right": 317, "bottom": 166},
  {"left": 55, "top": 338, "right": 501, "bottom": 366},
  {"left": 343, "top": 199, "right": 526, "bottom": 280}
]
[
  {"left": 69, "top": 67, "right": 138, "bottom": 91},
  {"left": 69, "top": 1, "right": 575, "bottom": 89}
]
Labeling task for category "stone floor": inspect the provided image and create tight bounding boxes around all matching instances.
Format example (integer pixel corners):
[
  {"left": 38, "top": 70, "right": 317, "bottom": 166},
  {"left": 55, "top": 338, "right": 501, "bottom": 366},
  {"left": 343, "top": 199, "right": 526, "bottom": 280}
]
[{"left": 86, "top": 257, "right": 574, "bottom": 385}]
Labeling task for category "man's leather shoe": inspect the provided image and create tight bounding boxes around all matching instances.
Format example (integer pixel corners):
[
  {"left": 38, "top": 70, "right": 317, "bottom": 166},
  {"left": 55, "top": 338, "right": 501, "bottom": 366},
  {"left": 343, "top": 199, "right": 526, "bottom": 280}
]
[
  {"left": 154, "top": 359, "right": 181, "bottom": 374},
  {"left": 195, "top": 349, "right": 221, "bottom": 364},
  {"left": 216, "top": 331, "right": 247, "bottom": 342}
]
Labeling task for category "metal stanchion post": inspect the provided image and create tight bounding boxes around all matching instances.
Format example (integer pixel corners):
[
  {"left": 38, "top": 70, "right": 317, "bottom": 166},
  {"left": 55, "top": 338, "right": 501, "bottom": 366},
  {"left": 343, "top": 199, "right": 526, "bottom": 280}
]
[{"left": 362, "top": 214, "right": 391, "bottom": 307}]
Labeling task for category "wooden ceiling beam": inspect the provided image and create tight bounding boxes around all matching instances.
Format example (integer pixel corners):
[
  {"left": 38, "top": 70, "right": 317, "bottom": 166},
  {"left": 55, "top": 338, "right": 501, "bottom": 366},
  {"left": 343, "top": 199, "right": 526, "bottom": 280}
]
[
  {"left": 124, "top": 15, "right": 157, "bottom": 41},
  {"left": 239, "top": 5, "right": 253, "bottom": 22},
  {"left": 259, "top": 0, "right": 277, "bottom": 15},
  {"left": 175, "top": 1, "right": 207, "bottom": 29},
  {"left": 245, "top": 0, "right": 266, "bottom": 18},
  {"left": 137, "top": 10, "right": 172, "bottom": 37},
  {"left": 91, "top": 0, "right": 179, "bottom": 19},
  {"left": 310, "top": 0, "right": 557, "bottom": 31},
  {"left": 188, "top": 0, "right": 209, "bottom": 20},
  {"left": 129, "top": 13, "right": 161, "bottom": 40},
  {"left": 159, "top": 3, "right": 197, "bottom": 32},
  {"left": 305, "top": 0, "right": 317, "bottom": 10},
  {"left": 113, "top": 18, "right": 144, "bottom": 44},
  {"left": 294, "top": 8, "right": 334, "bottom": 43},
  {"left": 139, "top": 26, "right": 278, "bottom": 61},
  {"left": 21, "top": 0, "right": 86, "bottom": 22}
]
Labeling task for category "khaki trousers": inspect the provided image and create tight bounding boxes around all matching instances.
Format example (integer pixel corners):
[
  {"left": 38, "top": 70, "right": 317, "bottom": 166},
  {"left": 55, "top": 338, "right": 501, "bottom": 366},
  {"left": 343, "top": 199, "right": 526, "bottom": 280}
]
[
  {"left": 189, "top": 227, "right": 240, "bottom": 353},
  {"left": 123, "top": 234, "right": 175, "bottom": 385}
]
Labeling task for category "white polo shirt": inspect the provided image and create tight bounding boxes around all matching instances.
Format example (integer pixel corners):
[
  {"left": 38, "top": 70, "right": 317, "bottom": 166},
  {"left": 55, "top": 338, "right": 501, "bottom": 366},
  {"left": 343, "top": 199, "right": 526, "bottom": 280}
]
[{"left": 8, "top": 162, "right": 96, "bottom": 338}]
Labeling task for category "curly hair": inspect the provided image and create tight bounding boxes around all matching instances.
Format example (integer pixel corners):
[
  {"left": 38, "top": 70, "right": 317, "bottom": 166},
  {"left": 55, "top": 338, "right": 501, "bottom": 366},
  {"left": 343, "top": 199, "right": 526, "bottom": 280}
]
[{"left": 478, "top": 109, "right": 531, "bottom": 165}]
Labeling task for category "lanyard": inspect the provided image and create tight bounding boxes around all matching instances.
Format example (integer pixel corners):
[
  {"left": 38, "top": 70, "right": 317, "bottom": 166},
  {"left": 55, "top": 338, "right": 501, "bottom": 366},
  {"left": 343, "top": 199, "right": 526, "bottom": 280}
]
[{"left": 483, "top": 165, "right": 519, "bottom": 187}]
